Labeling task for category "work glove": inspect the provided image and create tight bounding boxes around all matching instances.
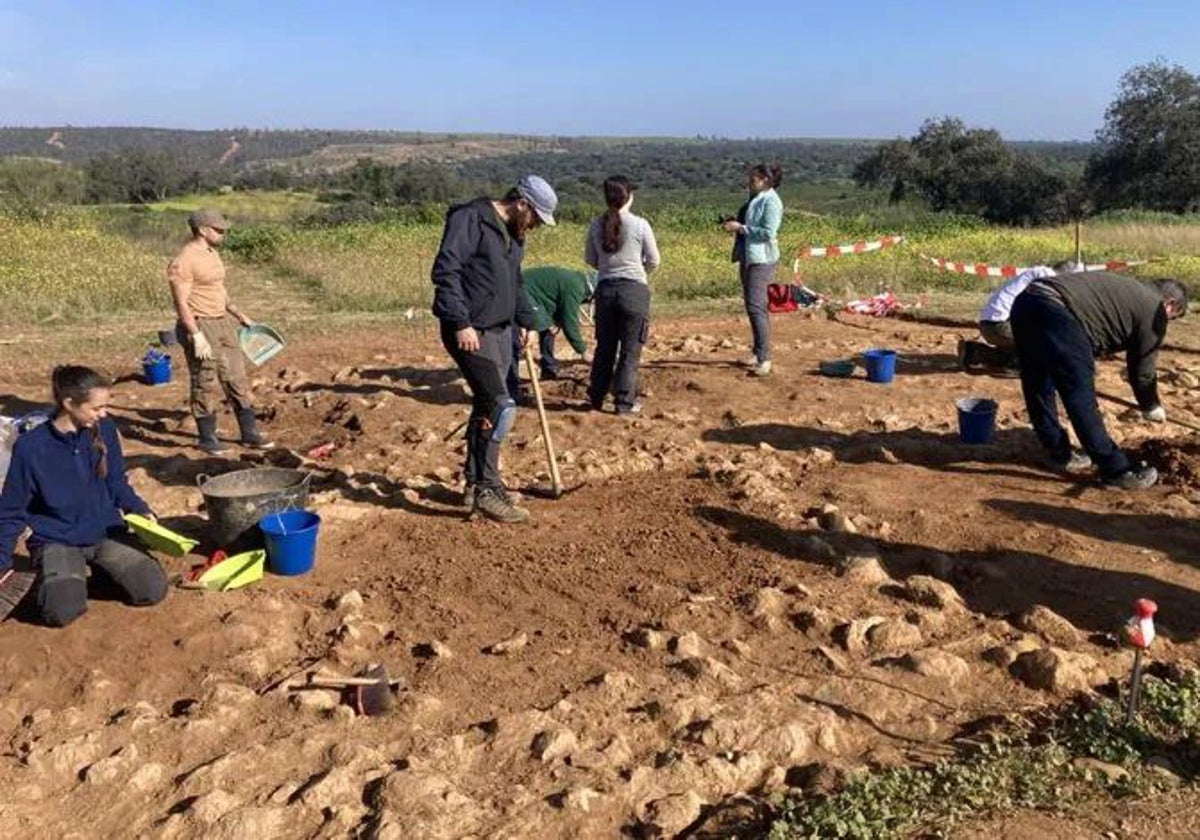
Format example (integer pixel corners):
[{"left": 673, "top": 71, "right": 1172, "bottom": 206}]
[
  {"left": 1143, "top": 405, "right": 1167, "bottom": 423},
  {"left": 192, "top": 331, "right": 214, "bottom": 361}
]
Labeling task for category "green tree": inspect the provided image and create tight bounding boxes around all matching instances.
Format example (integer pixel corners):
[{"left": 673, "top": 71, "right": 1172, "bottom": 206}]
[
  {"left": 1086, "top": 60, "right": 1200, "bottom": 212},
  {"left": 0, "top": 158, "right": 84, "bottom": 219},
  {"left": 854, "top": 117, "right": 1074, "bottom": 224}
]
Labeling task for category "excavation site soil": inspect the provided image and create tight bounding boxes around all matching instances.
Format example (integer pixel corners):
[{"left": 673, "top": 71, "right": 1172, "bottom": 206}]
[{"left": 4, "top": 311, "right": 1200, "bottom": 838}]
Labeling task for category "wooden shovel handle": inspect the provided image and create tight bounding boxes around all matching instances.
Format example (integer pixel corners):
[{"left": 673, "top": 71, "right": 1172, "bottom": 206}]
[{"left": 524, "top": 344, "right": 563, "bottom": 496}]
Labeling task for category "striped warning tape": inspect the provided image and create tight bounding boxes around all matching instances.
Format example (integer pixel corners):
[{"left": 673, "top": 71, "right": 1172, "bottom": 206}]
[
  {"left": 797, "top": 234, "right": 904, "bottom": 261},
  {"left": 919, "top": 254, "right": 1152, "bottom": 278}
]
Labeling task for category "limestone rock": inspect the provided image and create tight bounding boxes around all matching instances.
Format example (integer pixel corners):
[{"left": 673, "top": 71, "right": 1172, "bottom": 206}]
[
  {"left": 627, "top": 627, "right": 667, "bottom": 650},
  {"left": 334, "top": 590, "right": 365, "bottom": 615},
  {"left": 189, "top": 789, "right": 241, "bottom": 825},
  {"left": 867, "top": 620, "right": 924, "bottom": 654},
  {"left": 83, "top": 744, "right": 139, "bottom": 785},
  {"left": 1014, "top": 605, "right": 1082, "bottom": 648},
  {"left": 748, "top": 586, "right": 789, "bottom": 618},
  {"left": 981, "top": 637, "right": 1041, "bottom": 668},
  {"left": 901, "top": 576, "right": 963, "bottom": 610},
  {"left": 531, "top": 728, "right": 578, "bottom": 763},
  {"left": 298, "top": 765, "right": 361, "bottom": 811},
  {"left": 1009, "top": 647, "right": 1100, "bottom": 694},
  {"left": 900, "top": 649, "right": 970, "bottom": 686},
  {"left": 290, "top": 689, "right": 340, "bottom": 712},
  {"left": 833, "top": 616, "right": 887, "bottom": 656},
  {"left": 485, "top": 631, "right": 528, "bottom": 655},
  {"left": 128, "top": 762, "right": 166, "bottom": 794},
  {"left": 670, "top": 632, "right": 705, "bottom": 659},
  {"left": 413, "top": 640, "right": 454, "bottom": 660},
  {"left": 792, "top": 607, "right": 839, "bottom": 637},
  {"left": 839, "top": 553, "right": 890, "bottom": 586},
  {"left": 1073, "top": 757, "right": 1130, "bottom": 783},
  {"left": 641, "top": 790, "right": 705, "bottom": 837}
]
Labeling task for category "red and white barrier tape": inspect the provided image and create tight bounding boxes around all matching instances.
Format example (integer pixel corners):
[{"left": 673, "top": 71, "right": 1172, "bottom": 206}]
[
  {"left": 793, "top": 235, "right": 904, "bottom": 271},
  {"left": 919, "top": 254, "right": 1151, "bottom": 278}
]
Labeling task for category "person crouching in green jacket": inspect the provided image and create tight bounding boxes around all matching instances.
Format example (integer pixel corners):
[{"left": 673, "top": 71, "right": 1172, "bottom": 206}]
[{"left": 508, "top": 266, "right": 597, "bottom": 394}]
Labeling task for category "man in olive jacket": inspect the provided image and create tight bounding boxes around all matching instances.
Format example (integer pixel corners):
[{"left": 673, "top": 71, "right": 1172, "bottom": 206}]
[
  {"left": 432, "top": 175, "right": 557, "bottom": 523},
  {"left": 1010, "top": 271, "right": 1187, "bottom": 489},
  {"left": 506, "top": 266, "right": 596, "bottom": 396}
]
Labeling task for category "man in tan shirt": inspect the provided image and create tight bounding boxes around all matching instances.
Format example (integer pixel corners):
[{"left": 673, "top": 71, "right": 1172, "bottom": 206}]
[{"left": 168, "top": 209, "right": 272, "bottom": 453}]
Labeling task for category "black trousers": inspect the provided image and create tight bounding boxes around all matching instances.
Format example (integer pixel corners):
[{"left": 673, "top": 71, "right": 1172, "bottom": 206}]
[
  {"left": 34, "top": 535, "right": 167, "bottom": 627},
  {"left": 1011, "top": 290, "right": 1130, "bottom": 478},
  {"left": 588, "top": 280, "right": 650, "bottom": 411},
  {"left": 442, "top": 322, "right": 512, "bottom": 491}
]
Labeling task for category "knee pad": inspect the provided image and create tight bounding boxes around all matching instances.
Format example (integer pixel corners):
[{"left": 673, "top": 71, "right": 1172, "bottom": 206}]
[
  {"left": 38, "top": 573, "right": 88, "bottom": 628},
  {"left": 489, "top": 396, "right": 517, "bottom": 442}
]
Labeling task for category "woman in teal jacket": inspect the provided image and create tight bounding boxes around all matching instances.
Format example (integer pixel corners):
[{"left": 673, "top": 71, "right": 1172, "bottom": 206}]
[{"left": 723, "top": 164, "right": 783, "bottom": 376}]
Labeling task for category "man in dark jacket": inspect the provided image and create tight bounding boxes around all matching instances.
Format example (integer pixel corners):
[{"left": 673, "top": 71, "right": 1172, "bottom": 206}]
[
  {"left": 1010, "top": 271, "right": 1188, "bottom": 489},
  {"left": 432, "top": 175, "right": 557, "bottom": 523}
]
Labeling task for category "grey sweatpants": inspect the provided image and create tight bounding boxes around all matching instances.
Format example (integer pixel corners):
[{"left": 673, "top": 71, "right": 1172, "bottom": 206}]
[{"left": 34, "top": 537, "right": 168, "bottom": 627}]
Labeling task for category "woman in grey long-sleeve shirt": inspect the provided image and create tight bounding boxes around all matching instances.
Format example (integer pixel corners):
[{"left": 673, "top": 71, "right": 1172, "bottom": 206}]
[{"left": 585, "top": 176, "right": 660, "bottom": 414}]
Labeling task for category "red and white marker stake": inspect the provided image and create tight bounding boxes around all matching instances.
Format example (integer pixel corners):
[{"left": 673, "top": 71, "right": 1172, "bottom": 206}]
[{"left": 1123, "top": 598, "right": 1157, "bottom": 724}]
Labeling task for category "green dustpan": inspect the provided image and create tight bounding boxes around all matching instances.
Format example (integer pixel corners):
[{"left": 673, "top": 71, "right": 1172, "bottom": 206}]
[
  {"left": 238, "top": 324, "right": 285, "bottom": 366},
  {"left": 125, "top": 514, "right": 199, "bottom": 557},
  {"left": 197, "top": 550, "right": 266, "bottom": 591}
]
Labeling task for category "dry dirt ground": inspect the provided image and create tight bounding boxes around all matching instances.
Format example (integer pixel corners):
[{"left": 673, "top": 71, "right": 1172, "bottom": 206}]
[{"left": 2, "top": 311, "right": 1200, "bottom": 839}]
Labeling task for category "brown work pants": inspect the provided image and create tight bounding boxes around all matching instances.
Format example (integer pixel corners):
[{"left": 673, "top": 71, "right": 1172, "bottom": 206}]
[{"left": 177, "top": 314, "right": 253, "bottom": 418}]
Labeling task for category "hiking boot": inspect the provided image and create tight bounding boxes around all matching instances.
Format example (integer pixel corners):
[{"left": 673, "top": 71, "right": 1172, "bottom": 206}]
[
  {"left": 1048, "top": 450, "right": 1093, "bottom": 474},
  {"left": 752, "top": 360, "right": 773, "bottom": 377},
  {"left": 1103, "top": 465, "right": 1159, "bottom": 490},
  {"left": 472, "top": 487, "right": 530, "bottom": 523},
  {"left": 236, "top": 408, "right": 275, "bottom": 450},
  {"left": 616, "top": 401, "right": 643, "bottom": 416},
  {"left": 196, "top": 415, "right": 231, "bottom": 455}
]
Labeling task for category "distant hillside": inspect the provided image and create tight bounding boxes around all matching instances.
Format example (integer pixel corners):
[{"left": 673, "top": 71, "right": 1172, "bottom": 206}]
[{"left": 0, "top": 127, "right": 563, "bottom": 171}]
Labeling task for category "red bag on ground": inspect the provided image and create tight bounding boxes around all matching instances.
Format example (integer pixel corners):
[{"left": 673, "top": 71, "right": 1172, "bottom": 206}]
[{"left": 767, "top": 284, "right": 798, "bottom": 313}]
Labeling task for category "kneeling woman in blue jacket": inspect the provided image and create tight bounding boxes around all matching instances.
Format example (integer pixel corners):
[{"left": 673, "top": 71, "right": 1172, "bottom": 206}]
[{"left": 0, "top": 366, "right": 167, "bottom": 626}]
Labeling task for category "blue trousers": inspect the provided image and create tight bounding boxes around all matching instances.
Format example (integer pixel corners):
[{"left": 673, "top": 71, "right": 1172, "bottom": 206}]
[{"left": 1010, "top": 290, "right": 1130, "bottom": 478}]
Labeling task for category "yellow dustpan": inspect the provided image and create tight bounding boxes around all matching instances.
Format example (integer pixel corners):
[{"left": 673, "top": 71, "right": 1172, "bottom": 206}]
[
  {"left": 197, "top": 550, "right": 266, "bottom": 592},
  {"left": 125, "top": 514, "right": 199, "bottom": 557}
]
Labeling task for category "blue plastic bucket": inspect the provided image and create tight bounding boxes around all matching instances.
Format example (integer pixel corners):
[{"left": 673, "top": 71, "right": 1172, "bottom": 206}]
[
  {"left": 956, "top": 397, "right": 999, "bottom": 444},
  {"left": 863, "top": 349, "right": 897, "bottom": 384},
  {"left": 259, "top": 510, "right": 320, "bottom": 576},
  {"left": 142, "top": 350, "right": 172, "bottom": 386}
]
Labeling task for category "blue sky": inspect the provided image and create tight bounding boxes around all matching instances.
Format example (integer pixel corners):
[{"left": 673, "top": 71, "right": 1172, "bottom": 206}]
[{"left": 1, "top": 0, "right": 1197, "bottom": 140}]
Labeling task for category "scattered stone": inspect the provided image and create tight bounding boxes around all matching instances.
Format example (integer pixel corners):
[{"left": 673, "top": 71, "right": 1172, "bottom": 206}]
[
  {"left": 786, "top": 761, "right": 848, "bottom": 794},
  {"left": 839, "top": 553, "right": 890, "bottom": 586},
  {"left": 900, "top": 649, "right": 971, "bottom": 685},
  {"left": 792, "top": 534, "right": 837, "bottom": 561},
  {"left": 834, "top": 616, "right": 887, "bottom": 656},
  {"left": 432, "top": 466, "right": 454, "bottom": 482},
  {"left": 819, "top": 508, "right": 854, "bottom": 533},
  {"left": 128, "top": 762, "right": 166, "bottom": 794},
  {"left": 867, "top": 620, "right": 924, "bottom": 654},
  {"left": 1073, "top": 757, "right": 1130, "bottom": 783},
  {"left": 792, "top": 606, "right": 839, "bottom": 638},
  {"left": 557, "top": 786, "right": 603, "bottom": 812},
  {"left": 670, "top": 631, "right": 705, "bottom": 659},
  {"left": 642, "top": 791, "right": 705, "bottom": 837},
  {"left": 807, "top": 447, "right": 836, "bottom": 466},
  {"left": 298, "top": 765, "right": 361, "bottom": 811},
  {"left": 531, "top": 728, "right": 578, "bottom": 763},
  {"left": 677, "top": 656, "right": 741, "bottom": 686},
  {"left": 485, "top": 631, "right": 528, "bottom": 655},
  {"left": 1009, "top": 648, "right": 1099, "bottom": 694},
  {"left": 981, "top": 637, "right": 1041, "bottom": 668},
  {"left": 290, "top": 689, "right": 340, "bottom": 712},
  {"left": 901, "top": 576, "right": 963, "bottom": 610},
  {"left": 188, "top": 789, "right": 241, "bottom": 825},
  {"left": 748, "top": 587, "right": 789, "bottom": 618},
  {"left": 413, "top": 640, "right": 454, "bottom": 660},
  {"left": 812, "top": 645, "right": 850, "bottom": 673},
  {"left": 83, "top": 744, "right": 139, "bottom": 785},
  {"left": 627, "top": 627, "right": 667, "bottom": 650},
  {"left": 1146, "top": 754, "right": 1182, "bottom": 784},
  {"left": 1014, "top": 605, "right": 1082, "bottom": 648}
]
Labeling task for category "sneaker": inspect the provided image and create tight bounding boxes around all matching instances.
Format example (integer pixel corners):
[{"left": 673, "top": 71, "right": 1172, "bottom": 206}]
[
  {"left": 1048, "top": 450, "right": 1093, "bottom": 474},
  {"left": 1103, "top": 465, "right": 1159, "bottom": 490},
  {"left": 472, "top": 487, "right": 530, "bottom": 523},
  {"left": 752, "top": 360, "right": 772, "bottom": 377},
  {"left": 616, "top": 402, "right": 643, "bottom": 416}
]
